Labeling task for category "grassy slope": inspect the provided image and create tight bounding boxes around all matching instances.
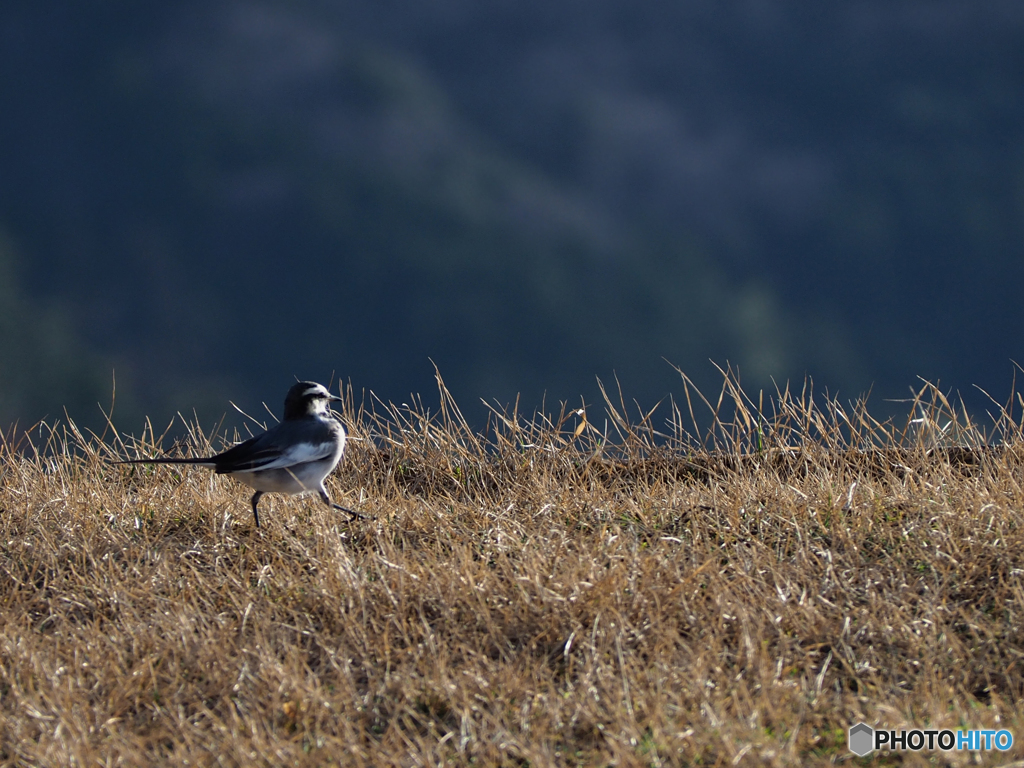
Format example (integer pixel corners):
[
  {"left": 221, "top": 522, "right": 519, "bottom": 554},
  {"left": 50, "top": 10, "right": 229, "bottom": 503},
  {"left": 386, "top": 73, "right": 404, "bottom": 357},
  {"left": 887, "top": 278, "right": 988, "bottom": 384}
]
[{"left": 2, "top": 374, "right": 1024, "bottom": 767}]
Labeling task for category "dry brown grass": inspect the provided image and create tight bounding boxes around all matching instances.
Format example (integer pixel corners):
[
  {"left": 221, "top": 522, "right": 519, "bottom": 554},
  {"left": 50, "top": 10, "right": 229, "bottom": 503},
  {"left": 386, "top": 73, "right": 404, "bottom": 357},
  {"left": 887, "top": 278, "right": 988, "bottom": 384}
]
[{"left": 2, "top": 370, "right": 1024, "bottom": 766}]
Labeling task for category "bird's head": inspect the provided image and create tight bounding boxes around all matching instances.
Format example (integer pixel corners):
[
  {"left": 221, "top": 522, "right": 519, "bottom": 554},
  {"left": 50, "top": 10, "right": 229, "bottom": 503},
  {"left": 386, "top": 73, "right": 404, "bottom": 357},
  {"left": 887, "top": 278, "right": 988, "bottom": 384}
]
[{"left": 283, "top": 381, "right": 342, "bottom": 420}]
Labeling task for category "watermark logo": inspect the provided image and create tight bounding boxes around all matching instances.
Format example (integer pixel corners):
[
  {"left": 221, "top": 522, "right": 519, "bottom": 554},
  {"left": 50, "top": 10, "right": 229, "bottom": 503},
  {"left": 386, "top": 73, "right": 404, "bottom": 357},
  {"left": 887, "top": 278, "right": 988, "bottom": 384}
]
[
  {"left": 848, "top": 723, "right": 873, "bottom": 756},
  {"left": 848, "top": 723, "right": 1013, "bottom": 755}
]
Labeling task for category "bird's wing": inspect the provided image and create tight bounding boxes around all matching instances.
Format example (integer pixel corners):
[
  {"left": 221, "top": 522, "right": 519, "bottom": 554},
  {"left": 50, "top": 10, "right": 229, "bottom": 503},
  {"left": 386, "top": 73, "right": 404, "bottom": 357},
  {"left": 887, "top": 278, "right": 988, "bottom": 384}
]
[
  {"left": 230, "top": 440, "right": 337, "bottom": 473},
  {"left": 211, "top": 421, "right": 339, "bottom": 474},
  {"left": 208, "top": 433, "right": 283, "bottom": 473}
]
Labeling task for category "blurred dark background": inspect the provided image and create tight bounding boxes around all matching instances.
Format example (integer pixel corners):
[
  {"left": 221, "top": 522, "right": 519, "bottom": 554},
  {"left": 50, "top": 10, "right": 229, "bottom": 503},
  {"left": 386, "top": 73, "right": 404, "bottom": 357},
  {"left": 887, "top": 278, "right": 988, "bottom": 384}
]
[{"left": 2, "top": 1, "right": 1023, "bottom": 434}]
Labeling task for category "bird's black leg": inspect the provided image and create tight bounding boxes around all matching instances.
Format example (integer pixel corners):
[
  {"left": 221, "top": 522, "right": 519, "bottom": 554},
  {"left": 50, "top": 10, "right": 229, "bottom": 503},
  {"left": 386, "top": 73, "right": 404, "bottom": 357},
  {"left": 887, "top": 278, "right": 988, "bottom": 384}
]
[
  {"left": 251, "top": 491, "right": 263, "bottom": 528},
  {"left": 334, "top": 503, "right": 368, "bottom": 521},
  {"left": 319, "top": 490, "right": 367, "bottom": 520}
]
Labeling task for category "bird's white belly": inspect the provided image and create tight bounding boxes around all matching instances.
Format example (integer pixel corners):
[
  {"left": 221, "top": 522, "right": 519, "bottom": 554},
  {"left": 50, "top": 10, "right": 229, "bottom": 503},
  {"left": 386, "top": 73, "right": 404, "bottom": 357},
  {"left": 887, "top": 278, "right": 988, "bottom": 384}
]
[{"left": 228, "top": 456, "right": 337, "bottom": 496}]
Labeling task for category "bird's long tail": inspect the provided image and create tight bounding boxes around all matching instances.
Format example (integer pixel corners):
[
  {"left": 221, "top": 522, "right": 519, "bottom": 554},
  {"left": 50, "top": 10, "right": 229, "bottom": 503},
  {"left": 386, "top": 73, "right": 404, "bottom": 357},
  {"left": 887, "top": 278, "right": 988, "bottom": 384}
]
[{"left": 113, "top": 457, "right": 217, "bottom": 466}]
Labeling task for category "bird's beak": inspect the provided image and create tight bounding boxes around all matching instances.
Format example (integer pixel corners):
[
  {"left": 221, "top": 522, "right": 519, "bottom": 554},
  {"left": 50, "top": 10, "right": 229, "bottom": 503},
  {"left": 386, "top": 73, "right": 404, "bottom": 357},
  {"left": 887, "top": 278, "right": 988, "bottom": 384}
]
[{"left": 329, "top": 394, "right": 343, "bottom": 402}]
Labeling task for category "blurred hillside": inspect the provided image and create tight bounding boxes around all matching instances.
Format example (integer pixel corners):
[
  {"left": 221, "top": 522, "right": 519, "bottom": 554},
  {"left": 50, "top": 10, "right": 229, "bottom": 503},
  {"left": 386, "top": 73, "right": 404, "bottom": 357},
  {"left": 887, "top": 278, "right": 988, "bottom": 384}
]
[{"left": 1, "top": 2, "right": 1022, "bottom": 431}]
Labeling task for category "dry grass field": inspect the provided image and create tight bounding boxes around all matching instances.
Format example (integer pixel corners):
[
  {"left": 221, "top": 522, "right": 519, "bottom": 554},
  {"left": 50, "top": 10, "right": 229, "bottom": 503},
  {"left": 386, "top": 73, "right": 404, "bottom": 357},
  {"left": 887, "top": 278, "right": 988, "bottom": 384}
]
[{"left": 2, "top": 371, "right": 1024, "bottom": 766}]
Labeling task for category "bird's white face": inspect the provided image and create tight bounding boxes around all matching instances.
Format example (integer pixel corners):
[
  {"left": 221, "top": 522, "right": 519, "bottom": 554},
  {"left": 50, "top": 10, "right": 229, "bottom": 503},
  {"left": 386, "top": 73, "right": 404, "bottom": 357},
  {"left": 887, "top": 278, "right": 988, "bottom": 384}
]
[
  {"left": 283, "top": 380, "right": 342, "bottom": 420},
  {"left": 303, "top": 383, "right": 337, "bottom": 415}
]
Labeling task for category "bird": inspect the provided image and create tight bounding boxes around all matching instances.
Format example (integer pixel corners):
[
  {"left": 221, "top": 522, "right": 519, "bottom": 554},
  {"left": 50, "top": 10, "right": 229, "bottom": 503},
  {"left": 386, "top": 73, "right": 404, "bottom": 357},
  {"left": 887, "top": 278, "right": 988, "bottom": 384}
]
[{"left": 115, "top": 381, "right": 362, "bottom": 528}]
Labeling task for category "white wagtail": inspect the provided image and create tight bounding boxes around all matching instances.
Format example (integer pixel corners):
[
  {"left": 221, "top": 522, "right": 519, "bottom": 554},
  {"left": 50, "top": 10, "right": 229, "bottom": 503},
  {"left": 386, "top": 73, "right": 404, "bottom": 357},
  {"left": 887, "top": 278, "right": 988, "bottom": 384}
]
[{"left": 116, "top": 381, "right": 362, "bottom": 528}]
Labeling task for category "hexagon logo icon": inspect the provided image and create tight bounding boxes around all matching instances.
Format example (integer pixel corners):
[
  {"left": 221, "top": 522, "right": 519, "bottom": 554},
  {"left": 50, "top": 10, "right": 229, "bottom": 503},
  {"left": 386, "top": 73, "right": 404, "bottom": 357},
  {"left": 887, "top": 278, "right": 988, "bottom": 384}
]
[{"left": 848, "top": 722, "right": 874, "bottom": 756}]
